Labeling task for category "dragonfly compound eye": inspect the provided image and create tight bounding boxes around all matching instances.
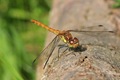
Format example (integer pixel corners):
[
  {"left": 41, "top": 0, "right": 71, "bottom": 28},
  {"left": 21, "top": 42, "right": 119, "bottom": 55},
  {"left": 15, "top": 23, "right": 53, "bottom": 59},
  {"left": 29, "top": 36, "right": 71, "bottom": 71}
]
[
  {"left": 71, "top": 37, "right": 79, "bottom": 48},
  {"left": 69, "top": 40, "right": 74, "bottom": 44},
  {"left": 73, "top": 37, "right": 79, "bottom": 44}
]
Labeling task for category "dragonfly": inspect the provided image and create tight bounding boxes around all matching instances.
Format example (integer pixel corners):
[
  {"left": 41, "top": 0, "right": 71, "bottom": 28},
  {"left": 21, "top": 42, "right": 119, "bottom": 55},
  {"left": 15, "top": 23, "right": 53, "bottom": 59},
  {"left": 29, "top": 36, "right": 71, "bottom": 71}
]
[{"left": 31, "top": 19, "right": 115, "bottom": 69}]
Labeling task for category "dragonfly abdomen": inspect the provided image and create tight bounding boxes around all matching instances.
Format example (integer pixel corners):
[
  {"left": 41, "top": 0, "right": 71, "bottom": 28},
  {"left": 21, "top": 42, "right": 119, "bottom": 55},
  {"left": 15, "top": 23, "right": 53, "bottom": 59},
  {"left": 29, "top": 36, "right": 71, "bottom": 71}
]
[{"left": 31, "top": 19, "right": 60, "bottom": 35}]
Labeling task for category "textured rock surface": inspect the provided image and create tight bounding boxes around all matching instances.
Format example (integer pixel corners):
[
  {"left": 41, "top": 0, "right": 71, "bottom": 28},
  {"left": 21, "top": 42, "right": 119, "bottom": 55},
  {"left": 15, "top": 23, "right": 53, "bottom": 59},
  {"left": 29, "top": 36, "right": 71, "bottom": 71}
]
[{"left": 36, "top": 0, "right": 120, "bottom": 80}]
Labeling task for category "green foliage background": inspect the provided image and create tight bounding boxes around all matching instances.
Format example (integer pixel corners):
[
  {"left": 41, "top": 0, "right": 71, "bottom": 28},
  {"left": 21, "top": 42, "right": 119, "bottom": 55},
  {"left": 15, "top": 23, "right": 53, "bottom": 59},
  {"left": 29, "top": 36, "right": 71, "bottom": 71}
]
[
  {"left": 112, "top": 0, "right": 120, "bottom": 8},
  {"left": 0, "top": 0, "right": 51, "bottom": 80}
]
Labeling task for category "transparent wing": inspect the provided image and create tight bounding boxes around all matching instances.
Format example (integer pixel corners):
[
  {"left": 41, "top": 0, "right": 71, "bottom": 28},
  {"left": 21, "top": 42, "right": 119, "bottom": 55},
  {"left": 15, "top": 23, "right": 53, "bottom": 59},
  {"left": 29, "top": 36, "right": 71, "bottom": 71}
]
[
  {"left": 68, "top": 30, "right": 120, "bottom": 49},
  {"left": 68, "top": 30, "right": 114, "bottom": 41},
  {"left": 68, "top": 30, "right": 113, "bottom": 32},
  {"left": 68, "top": 30, "right": 114, "bottom": 39},
  {"left": 68, "top": 24, "right": 113, "bottom": 35},
  {"left": 33, "top": 35, "right": 60, "bottom": 69}
]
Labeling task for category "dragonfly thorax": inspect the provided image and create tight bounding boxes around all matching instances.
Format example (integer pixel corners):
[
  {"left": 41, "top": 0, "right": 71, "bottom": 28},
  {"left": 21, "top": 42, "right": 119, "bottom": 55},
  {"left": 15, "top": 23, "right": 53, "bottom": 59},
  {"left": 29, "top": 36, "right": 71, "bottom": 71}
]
[{"left": 59, "top": 31, "right": 72, "bottom": 43}]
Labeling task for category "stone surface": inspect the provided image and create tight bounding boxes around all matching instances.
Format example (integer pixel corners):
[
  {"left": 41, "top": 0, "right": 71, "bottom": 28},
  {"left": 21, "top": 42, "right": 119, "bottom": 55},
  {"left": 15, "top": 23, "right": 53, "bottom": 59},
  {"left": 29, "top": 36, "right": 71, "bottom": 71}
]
[{"left": 36, "top": 0, "right": 120, "bottom": 80}]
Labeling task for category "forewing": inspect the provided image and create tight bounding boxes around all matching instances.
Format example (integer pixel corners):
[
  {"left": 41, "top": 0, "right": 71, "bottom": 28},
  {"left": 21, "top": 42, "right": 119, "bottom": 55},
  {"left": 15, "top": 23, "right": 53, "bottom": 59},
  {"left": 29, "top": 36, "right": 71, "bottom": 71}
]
[
  {"left": 68, "top": 30, "right": 114, "bottom": 40},
  {"left": 69, "top": 30, "right": 120, "bottom": 48},
  {"left": 33, "top": 35, "right": 60, "bottom": 68}
]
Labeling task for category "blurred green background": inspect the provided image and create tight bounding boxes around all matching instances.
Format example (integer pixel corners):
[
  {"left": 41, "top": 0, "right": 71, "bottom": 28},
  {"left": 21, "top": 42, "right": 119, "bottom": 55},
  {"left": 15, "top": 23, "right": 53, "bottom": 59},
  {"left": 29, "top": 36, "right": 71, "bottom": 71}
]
[
  {"left": 0, "top": 0, "right": 120, "bottom": 80},
  {"left": 112, "top": 0, "right": 120, "bottom": 8},
  {"left": 0, "top": 0, "right": 51, "bottom": 80}
]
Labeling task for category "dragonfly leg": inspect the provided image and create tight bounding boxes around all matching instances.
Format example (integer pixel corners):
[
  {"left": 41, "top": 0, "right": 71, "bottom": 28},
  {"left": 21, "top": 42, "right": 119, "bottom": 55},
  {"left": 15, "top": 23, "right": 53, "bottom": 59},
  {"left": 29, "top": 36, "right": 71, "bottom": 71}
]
[
  {"left": 71, "top": 52, "right": 76, "bottom": 56},
  {"left": 58, "top": 45, "right": 64, "bottom": 59},
  {"left": 58, "top": 44, "right": 68, "bottom": 60},
  {"left": 78, "top": 52, "right": 81, "bottom": 55},
  {"left": 68, "top": 48, "right": 76, "bottom": 56},
  {"left": 65, "top": 50, "right": 76, "bottom": 57}
]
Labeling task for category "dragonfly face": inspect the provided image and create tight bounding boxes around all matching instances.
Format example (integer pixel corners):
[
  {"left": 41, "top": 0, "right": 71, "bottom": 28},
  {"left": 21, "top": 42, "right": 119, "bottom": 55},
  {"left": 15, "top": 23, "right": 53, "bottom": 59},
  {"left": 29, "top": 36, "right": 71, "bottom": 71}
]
[{"left": 69, "top": 37, "right": 79, "bottom": 48}]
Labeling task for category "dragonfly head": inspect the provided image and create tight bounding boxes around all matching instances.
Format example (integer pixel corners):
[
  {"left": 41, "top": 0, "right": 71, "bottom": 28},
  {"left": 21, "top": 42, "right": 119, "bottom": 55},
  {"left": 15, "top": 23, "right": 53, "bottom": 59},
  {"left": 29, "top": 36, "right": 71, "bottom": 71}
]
[
  {"left": 60, "top": 31, "right": 79, "bottom": 48},
  {"left": 69, "top": 37, "right": 79, "bottom": 48}
]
